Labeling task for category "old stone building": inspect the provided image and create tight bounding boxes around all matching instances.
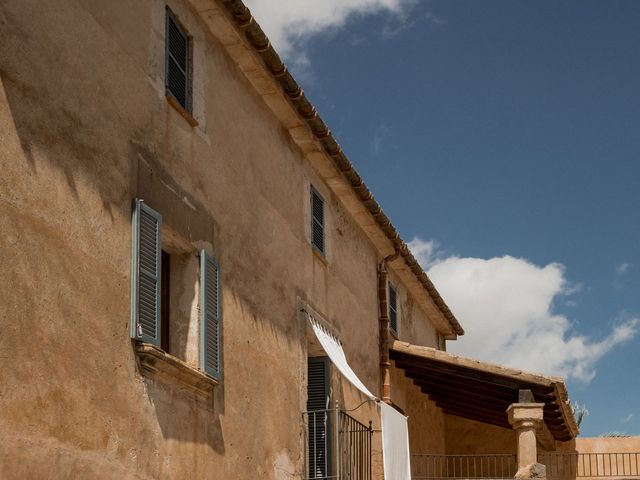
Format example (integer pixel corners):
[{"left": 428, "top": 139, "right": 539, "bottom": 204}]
[{"left": 2, "top": 1, "right": 633, "bottom": 480}]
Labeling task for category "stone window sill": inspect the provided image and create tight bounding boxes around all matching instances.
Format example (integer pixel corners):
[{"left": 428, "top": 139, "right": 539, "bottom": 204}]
[
  {"left": 312, "top": 246, "right": 328, "bottom": 265},
  {"left": 166, "top": 95, "right": 199, "bottom": 127},
  {"left": 134, "top": 341, "right": 217, "bottom": 399}
]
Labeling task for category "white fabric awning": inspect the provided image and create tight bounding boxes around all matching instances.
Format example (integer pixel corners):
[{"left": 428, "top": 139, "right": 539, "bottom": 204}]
[{"left": 308, "top": 315, "right": 376, "bottom": 400}]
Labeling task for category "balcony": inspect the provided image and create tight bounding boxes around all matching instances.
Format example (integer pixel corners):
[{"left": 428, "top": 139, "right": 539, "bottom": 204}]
[{"left": 303, "top": 405, "right": 373, "bottom": 480}]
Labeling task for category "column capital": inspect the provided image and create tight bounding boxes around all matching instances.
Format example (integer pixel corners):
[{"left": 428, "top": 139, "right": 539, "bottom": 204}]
[{"left": 507, "top": 402, "right": 545, "bottom": 429}]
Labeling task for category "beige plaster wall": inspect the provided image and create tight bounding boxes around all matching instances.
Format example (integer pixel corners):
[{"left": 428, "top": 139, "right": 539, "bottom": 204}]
[
  {"left": 0, "top": 0, "right": 444, "bottom": 478},
  {"left": 391, "top": 365, "right": 446, "bottom": 455},
  {"left": 386, "top": 268, "right": 446, "bottom": 458},
  {"left": 543, "top": 437, "right": 640, "bottom": 479},
  {"left": 555, "top": 436, "right": 640, "bottom": 454},
  {"left": 445, "top": 415, "right": 517, "bottom": 455},
  {"left": 388, "top": 270, "right": 440, "bottom": 348}
]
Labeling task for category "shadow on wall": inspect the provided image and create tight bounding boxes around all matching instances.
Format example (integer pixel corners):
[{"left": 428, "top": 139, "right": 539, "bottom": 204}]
[
  {"left": 0, "top": 63, "right": 126, "bottom": 223},
  {"left": 0, "top": 48, "right": 227, "bottom": 462},
  {"left": 139, "top": 368, "right": 227, "bottom": 455}
]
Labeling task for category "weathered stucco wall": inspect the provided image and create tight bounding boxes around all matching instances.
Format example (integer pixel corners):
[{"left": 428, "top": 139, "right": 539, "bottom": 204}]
[
  {"left": 388, "top": 270, "right": 440, "bottom": 348},
  {"left": 544, "top": 437, "right": 640, "bottom": 479},
  {"left": 386, "top": 269, "right": 446, "bottom": 457},
  {"left": 555, "top": 436, "right": 640, "bottom": 454},
  {"left": 0, "top": 0, "right": 445, "bottom": 478},
  {"left": 445, "top": 414, "right": 517, "bottom": 455},
  {"left": 391, "top": 365, "right": 446, "bottom": 455},
  {"left": 575, "top": 436, "right": 640, "bottom": 453}
]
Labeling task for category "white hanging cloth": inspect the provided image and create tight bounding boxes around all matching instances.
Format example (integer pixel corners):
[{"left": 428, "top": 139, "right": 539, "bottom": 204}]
[{"left": 381, "top": 402, "right": 412, "bottom": 480}]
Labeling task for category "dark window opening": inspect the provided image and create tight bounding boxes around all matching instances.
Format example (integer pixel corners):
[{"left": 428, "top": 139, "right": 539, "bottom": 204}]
[
  {"left": 389, "top": 283, "right": 398, "bottom": 335},
  {"left": 307, "top": 357, "right": 331, "bottom": 478},
  {"left": 311, "top": 187, "right": 325, "bottom": 254},
  {"left": 166, "top": 8, "right": 191, "bottom": 112}
]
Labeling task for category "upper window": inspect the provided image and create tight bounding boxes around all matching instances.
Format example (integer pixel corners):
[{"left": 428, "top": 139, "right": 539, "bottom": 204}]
[
  {"left": 166, "top": 8, "right": 192, "bottom": 112},
  {"left": 310, "top": 186, "right": 325, "bottom": 254},
  {"left": 388, "top": 283, "right": 398, "bottom": 335}
]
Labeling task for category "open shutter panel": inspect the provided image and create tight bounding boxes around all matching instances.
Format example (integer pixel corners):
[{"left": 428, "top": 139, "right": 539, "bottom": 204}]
[
  {"left": 131, "top": 199, "right": 162, "bottom": 346},
  {"left": 200, "top": 250, "right": 221, "bottom": 379},
  {"left": 307, "top": 357, "right": 331, "bottom": 478}
]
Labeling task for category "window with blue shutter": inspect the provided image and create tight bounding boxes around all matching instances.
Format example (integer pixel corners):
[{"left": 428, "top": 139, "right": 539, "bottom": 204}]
[
  {"left": 166, "top": 8, "right": 191, "bottom": 112},
  {"left": 389, "top": 283, "right": 398, "bottom": 335},
  {"left": 307, "top": 357, "right": 331, "bottom": 479},
  {"left": 131, "top": 199, "right": 162, "bottom": 346},
  {"left": 310, "top": 186, "right": 325, "bottom": 254},
  {"left": 200, "top": 250, "right": 221, "bottom": 380}
]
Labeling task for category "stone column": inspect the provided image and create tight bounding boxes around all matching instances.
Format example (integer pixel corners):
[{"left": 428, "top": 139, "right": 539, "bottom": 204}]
[{"left": 507, "top": 402, "right": 545, "bottom": 469}]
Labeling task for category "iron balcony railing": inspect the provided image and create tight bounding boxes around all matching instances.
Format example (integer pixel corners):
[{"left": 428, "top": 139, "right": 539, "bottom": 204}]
[
  {"left": 540, "top": 452, "right": 640, "bottom": 479},
  {"left": 303, "top": 404, "right": 373, "bottom": 480},
  {"left": 411, "top": 454, "right": 518, "bottom": 479}
]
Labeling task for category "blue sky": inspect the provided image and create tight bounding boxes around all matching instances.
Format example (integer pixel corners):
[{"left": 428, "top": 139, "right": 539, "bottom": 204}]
[{"left": 245, "top": 0, "right": 640, "bottom": 436}]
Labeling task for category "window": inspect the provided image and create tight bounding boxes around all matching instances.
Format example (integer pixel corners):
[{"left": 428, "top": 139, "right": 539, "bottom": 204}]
[
  {"left": 388, "top": 283, "right": 398, "bottom": 335},
  {"left": 165, "top": 8, "right": 191, "bottom": 112},
  {"left": 131, "top": 199, "right": 221, "bottom": 380},
  {"left": 307, "top": 357, "right": 331, "bottom": 478},
  {"left": 310, "top": 186, "right": 325, "bottom": 254}
]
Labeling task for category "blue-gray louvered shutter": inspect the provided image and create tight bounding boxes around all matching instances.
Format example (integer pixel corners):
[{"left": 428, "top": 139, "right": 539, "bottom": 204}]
[
  {"left": 307, "top": 357, "right": 331, "bottom": 478},
  {"left": 131, "top": 199, "right": 162, "bottom": 346},
  {"left": 200, "top": 250, "right": 221, "bottom": 379}
]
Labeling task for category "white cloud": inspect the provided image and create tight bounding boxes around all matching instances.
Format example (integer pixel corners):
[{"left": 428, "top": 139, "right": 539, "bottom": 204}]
[
  {"left": 621, "top": 413, "right": 634, "bottom": 424},
  {"left": 408, "top": 237, "right": 441, "bottom": 269},
  {"left": 243, "top": 0, "right": 415, "bottom": 66},
  {"left": 424, "top": 11, "right": 445, "bottom": 26},
  {"left": 372, "top": 124, "right": 390, "bottom": 154},
  {"left": 616, "top": 262, "right": 632, "bottom": 276},
  {"left": 408, "top": 238, "right": 639, "bottom": 383},
  {"left": 613, "top": 262, "right": 633, "bottom": 290}
]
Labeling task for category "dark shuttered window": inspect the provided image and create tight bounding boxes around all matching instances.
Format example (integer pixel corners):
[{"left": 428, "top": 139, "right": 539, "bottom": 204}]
[
  {"left": 166, "top": 8, "right": 191, "bottom": 112},
  {"left": 389, "top": 283, "right": 398, "bottom": 335},
  {"left": 310, "top": 187, "right": 325, "bottom": 254},
  {"left": 131, "top": 199, "right": 162, "bottom": 346},
  {"left": 200, "top": 250, "right": 221, "bottom": 380},
  {"left": 307, "top": 357, "right": 331, "bottom": 479}
]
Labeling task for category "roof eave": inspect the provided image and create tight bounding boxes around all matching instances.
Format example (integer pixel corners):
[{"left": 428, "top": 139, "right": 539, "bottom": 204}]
[{"left": 215, "top": 0, "right": 463, "bottom": 336}]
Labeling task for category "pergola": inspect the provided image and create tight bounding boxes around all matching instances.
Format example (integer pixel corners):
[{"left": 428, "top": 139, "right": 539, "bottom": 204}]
[{"left": 390, "top": 340, "right": 579, "bottom": 462}]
